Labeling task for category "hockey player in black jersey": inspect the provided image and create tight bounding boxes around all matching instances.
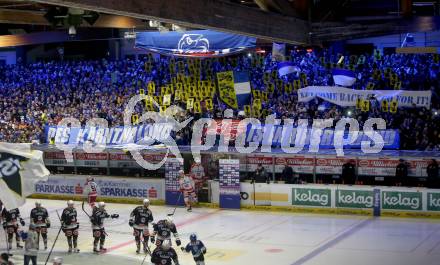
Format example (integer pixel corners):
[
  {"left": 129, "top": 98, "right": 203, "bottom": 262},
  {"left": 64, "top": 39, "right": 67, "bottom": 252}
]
[
  {"left": 182, "top": 234, "right": 207, "bottom": 265},
  {"left": 30, "top": 201, "right": 50, "bottom": 250},
  {"left": 151, "top": 216, "right": 181, "bottom": 247},
  {"left": 60, "top": 200, "right": 80, "bottom": 253},
  {"left": 151, "top": 239, "right": 180, "bottom": 265},
  {"left": 1, "top": 207, "right": 24, "bottom": 250},
  {"left": 129, "top": 198, "right": 154, "bottom": 254},
  {"left": 90, "top": 202, "right": 118, "bottom": 253}
]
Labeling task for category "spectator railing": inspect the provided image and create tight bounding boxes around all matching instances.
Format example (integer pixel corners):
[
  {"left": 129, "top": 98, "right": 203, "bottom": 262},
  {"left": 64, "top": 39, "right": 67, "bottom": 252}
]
[{"left": 34, "top": 144, "right": 439, "bottom": 186}]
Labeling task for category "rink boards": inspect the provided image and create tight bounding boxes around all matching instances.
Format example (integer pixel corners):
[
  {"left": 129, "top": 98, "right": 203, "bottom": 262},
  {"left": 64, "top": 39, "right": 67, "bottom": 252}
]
[
  {"left": 211, "top": 182, "right": 440, "bottom": 218},
  {"left": 32, "top": 174, "right": 165, "bottom": 203},
  {"left": 30, "top": 175, "right": 440, "bottom": 218}
]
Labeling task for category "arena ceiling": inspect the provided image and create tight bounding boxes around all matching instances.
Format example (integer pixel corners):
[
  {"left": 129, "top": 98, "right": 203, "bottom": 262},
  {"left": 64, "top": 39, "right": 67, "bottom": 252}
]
[{"left": 0, "top": 0, "right": 439, "bottom": 45}]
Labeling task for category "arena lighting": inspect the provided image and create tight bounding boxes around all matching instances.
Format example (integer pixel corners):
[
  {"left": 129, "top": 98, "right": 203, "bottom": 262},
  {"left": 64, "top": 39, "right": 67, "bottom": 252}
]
[
  {"left": 171, "top": 24, "right": 186, "bottom": 32},
  {"left": 435, "top": 111, "right": 438, "bottom": 116},
  {"left": 149, "top": 20, "right": 160, "bottom": 28},
  {"left": 347, "top": 110, "right": 352, "bottom": 116},
  {"left": 247, "top": 52, "right": 252, "bottom": 57},
  {"left": 306, "top": 48, "right": 313, "bottom": 53},
  {"left": 68, "top": 25, "right": 76, "bottom": 36}
]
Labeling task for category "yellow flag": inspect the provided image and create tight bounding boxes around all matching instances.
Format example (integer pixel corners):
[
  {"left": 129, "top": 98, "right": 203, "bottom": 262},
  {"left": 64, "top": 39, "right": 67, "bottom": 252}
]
[
  {"left": 252, "top": 90, "right": 261, "bottom": 99},
  {"left": 187, "top": 98, "right": 194, "bottom": 110},
  {"left": 267, "top": 83, "right": 275, "bottom": 93},
  {"left": 175, "top": 90, "right": 182, "bottom": 101},
  {"left": 131, "top": 114, "right": 139, "bottom": 125},
  {"left": 205, "top": 99, "right": 213, "bottom": 110},
  {"left": 177, "top": 73, "right": 184, "bottom": 82},
  {"left": 293, "top": 80, "right": 301, "bottom": 91},
  {"left": 139, "top": 88, "right": 145, "bottom": 95},
  {"left": 182, "top": 91, "right": 189, "bottom": 101},
  {"left": 390, "top": 100, "right": 398, "bottom": 113},
  {"left": 160, "top": 87, "right": 167, "bottom": 96},
  {"left": 381, "top": 100, "right": 389, "bottom": 112},
  {"left": 176, "top": 82, "right": 183, "bottom": 91},
  {"left": 253, "top": 99, "right": 262, "bottom": 110},
  {"left": 285, "top": 83, "right": 293, "bottom": 93},
  {"left": 361, "top": 99, "right": 370, "bottom": 112},
  {"left": 163, "top": 94, "right": 171, "bottom": 106},
  {"left": 154, "top": 96, "right": 162, "bottom": 106},
  {"left": 201, "top": 90, "right": 209, "bottom": 99},
  {"left": 145, "top": 102, "right": 154, "bottom": 111},
  {"left": 148, "top": 82, "right": 155, "bottom": 95},
  {"left": 194, "top": 101, "right": 201, "bottom": 113},
  {"left": 356, "top": 98, "right": 362, "bottom": 110},
  {"left": 217, "top": 71, "right": 238, "bottom": 109},
  {"left": 244, "top": 105, "right": 251, "bottom": 117},
  {"left": 160, "top": 106, "right": 167, "bottom": 115},
  {"left": 252, "top": 108, "right": 261, "bottom": 118}
]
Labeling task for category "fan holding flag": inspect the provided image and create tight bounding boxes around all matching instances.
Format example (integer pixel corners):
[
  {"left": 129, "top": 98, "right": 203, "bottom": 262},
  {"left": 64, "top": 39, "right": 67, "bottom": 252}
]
[
  {"left": 332, "top": 68, "right": 357, "bottom": 87},
  {"left": 217, "top": 71, "right": 252, "bottom": 110},
  {"left": 0, "top": 143, "right": 50, "bottom": 209}
]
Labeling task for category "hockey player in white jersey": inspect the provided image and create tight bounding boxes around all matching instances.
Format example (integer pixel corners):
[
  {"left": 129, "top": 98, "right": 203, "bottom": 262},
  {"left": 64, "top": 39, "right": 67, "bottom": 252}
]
[
  {"left": 178, "top": 170, "right": 197, "bottom": 212},
  {"left": 83, "top": 176, "right": 99, "bottom": 208},
  {"left": 190, "top": 162, "right": 206, "bottom": 192}
]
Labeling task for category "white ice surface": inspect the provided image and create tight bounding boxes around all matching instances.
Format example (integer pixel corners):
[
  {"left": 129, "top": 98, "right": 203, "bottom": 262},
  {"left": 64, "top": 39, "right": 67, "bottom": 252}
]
[{"left": 1, "top": 199, "right": 439, "bottom": 265}]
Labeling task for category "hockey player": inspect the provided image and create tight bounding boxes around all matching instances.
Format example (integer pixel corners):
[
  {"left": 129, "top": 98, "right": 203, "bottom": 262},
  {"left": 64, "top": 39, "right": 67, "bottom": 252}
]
[
  {"left": 190, "top": 161, "right": 206, "bottom": 192},
  {"left": 151, "top": 216, "right": 181, "bottom": 247},
  {"left": 1, "top": 207, "right": 24, "bottom": 250},
  {"left": 179, "top": 170, "right": 198, "bottom": 212},
  {"left": 30, "top": 202, "right": 51, "bottom": 250},
  {"left": 129, "top": 199, "right": 154, "bottom": 254},
  {"left": 151, "top": 240, "right": 179, "bottom": 265},
  {"left": 84, "top": 176, "right": 99, "bottom": 208},
  {"left": 60, "top": 200, "right": 80, "bottom": 253},
  {"left": 182, "top": 234, "right": 207, "bottom": 265},
  {"left": 90, "top": 202, "right": 118, "bottom": 253}
]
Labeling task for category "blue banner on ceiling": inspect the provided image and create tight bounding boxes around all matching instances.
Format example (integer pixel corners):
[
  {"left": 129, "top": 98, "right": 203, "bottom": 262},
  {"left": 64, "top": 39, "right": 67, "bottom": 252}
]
[{"left": 135, "top": 30, "right": 256, "bottom": 57}]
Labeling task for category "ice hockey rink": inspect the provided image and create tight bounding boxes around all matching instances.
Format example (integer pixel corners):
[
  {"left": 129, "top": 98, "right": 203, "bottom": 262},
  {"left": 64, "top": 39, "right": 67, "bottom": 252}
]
[{"left": 1, "top": 199, "right": 440, "bottom": 265}]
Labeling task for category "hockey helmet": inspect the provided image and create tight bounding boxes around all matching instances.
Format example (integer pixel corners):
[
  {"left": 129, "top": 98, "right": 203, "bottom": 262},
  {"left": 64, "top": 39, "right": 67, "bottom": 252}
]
[
  {"left": 35, "top": 201, "right": 42, "bottom": 208},
  {"left": 98, "top": 202, "right": 105, "bottom": 208},
  {"left": 143, "top": 198, "right": 150, "bottom": 207},
  {"left": 67, "top": 200, "right": 74, "bottom": 207},
  {"left": 190, "top": 233, "right": 197, "bottom": 242},
  {"left": 166, "top": 215, "right": 173, "bottom": 224}
]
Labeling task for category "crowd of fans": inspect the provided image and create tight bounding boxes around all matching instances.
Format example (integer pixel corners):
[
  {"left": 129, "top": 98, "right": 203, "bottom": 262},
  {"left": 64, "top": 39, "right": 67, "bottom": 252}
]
[{"left": 0, "top": 48, "right": 440, "bottom": 150}]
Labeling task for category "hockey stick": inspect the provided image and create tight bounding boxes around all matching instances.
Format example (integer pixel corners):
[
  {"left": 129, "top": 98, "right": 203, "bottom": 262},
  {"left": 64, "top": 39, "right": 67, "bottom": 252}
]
[
  {"left": 44, "top": 210, "right": 62, "bottom": 265},
  {"left": 140, "top": 240, "right": 152, "bottom": 265},
  {"left": 81, "top": 200, "right": 91, "bottom": 219},
  {"left": 168, "top": 191, "right": 183, "bottom": 217}
]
